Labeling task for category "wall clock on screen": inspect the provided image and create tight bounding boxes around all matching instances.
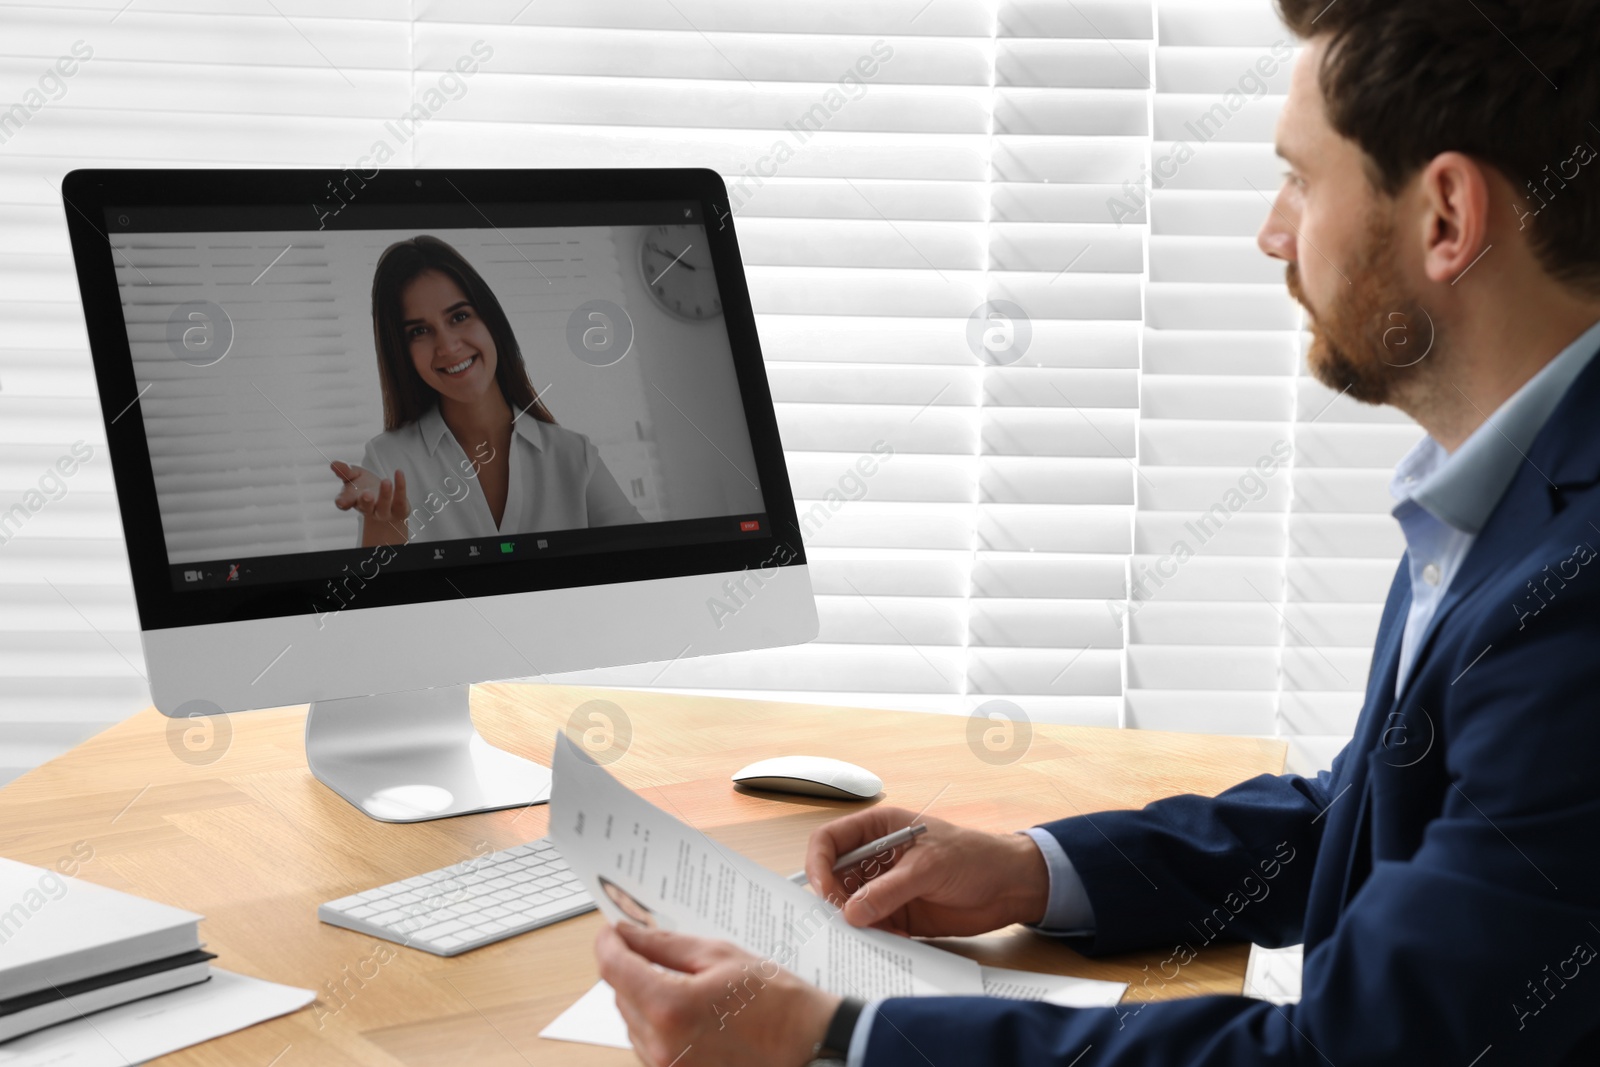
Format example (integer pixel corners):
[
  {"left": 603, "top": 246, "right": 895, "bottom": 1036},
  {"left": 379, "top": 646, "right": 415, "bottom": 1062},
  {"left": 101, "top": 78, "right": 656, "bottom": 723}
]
[{"left": 639, "top": 225, "right": 722, "bottom": 321}]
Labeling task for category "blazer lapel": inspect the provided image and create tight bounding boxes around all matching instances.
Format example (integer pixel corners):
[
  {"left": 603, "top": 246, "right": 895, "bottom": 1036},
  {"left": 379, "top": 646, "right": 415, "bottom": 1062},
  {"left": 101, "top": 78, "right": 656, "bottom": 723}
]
[
  {"left": 1301, "top": 558, "right": 1410, "bottom": 949},
  {"left": 1350, "top": 564, "right": 1411, "bottom": 758}
]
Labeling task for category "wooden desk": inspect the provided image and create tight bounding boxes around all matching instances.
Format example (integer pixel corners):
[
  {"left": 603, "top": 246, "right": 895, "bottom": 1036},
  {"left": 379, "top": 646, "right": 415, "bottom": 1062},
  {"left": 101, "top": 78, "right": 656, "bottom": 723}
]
[{"left": 0, "top": 685, "right": 1285, "bottom": 1065}]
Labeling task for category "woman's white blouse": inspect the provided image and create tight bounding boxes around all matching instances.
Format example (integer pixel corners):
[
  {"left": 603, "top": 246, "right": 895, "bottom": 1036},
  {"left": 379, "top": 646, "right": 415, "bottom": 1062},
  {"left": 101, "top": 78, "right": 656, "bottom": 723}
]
[{"left": 357, "top": 405, "right": 642, "bottom": 543}]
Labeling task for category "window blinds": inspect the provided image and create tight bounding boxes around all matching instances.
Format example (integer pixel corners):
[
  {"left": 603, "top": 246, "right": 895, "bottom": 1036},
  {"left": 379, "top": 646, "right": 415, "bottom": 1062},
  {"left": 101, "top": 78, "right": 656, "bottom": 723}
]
[
  {"left": 1139, "top": 0, "right": 1421, "bottom": 774},
  {"left": 0, "top": 0, "right": 418, "bottom": 782},
  {"left": 494, "top": 1, "right": 1157, "bottom": 727},
  {"left": 0, "top": 0, "right": 1404, "bottom": 784}
]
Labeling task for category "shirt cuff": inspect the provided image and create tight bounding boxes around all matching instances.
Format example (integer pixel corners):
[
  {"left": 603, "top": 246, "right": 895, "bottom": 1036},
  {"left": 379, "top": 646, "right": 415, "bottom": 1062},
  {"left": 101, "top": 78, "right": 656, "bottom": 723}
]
[
  {"left": 1019, "top": 827, "right": 1096, "bottom": 936},
  {"left": 845, "top": 997, "right": 884, "bottom": 1067}
]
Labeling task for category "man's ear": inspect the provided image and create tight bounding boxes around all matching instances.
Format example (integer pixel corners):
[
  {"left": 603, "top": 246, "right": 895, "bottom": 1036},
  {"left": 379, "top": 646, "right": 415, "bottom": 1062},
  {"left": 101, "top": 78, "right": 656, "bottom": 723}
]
[{"left": 1416, "top": 151, "right": 1493, "bottom": 285}]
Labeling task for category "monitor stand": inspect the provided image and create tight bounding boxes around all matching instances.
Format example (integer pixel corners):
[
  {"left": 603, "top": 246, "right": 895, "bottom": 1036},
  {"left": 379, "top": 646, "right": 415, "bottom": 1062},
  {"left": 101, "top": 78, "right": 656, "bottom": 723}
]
[{"left": 304, "top": 684, "right": 552, "bottom": 822}]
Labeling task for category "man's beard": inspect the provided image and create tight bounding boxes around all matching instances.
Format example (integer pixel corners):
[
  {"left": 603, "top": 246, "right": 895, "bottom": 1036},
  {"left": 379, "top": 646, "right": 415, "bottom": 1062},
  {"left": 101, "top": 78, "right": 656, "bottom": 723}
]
[{"left": 1285, "top": 207, "right": 1433, "bottom": 406}]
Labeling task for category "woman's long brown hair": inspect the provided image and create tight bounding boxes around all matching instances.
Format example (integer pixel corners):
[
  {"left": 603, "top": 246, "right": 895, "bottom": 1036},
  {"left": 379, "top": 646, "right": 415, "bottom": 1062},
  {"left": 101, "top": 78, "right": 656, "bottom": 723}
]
[{"left": 370, "top": 235, "right": 555, "bottom": 431}]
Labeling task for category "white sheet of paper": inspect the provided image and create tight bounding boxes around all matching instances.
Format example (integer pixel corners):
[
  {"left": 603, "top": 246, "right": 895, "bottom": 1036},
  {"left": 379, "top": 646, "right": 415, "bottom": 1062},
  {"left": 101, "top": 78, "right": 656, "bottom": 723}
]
[
  {"left": 0, "top": 969, "right": 314, "bottom": 1067},
  {"left": 538, "top": 980, "right": 632, "bottom": 1050},
  {"left": 542, "top": 966, "right": 1127, "bottom": 1052},
  {"left": 979, "top": 965, "right": 1127, "bottom": 1007},
  {"left": 548, "top": 732, "right": 984, "bottom": 1000}
]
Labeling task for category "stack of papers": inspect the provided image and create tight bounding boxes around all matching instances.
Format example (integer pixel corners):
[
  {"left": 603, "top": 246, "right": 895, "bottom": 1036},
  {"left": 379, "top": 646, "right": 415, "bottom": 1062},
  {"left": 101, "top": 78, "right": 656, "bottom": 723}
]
[
  {"left": 0, "top": 858, "right": 212, "bottom": 1043},
  {"left": 540, "top": 733, "right": 1127, "bottom": 1050}
]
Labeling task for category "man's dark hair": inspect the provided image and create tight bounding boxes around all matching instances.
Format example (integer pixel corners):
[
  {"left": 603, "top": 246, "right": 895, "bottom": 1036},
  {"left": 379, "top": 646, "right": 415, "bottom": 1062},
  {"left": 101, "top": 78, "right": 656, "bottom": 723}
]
[{"left": 1276, "top": 0, "right": 1600, "bottom": 294}]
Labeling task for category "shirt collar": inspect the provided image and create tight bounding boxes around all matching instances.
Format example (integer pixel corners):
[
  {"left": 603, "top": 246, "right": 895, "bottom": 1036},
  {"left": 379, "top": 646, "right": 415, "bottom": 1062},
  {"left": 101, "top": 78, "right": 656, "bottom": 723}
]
[
  {"left": 416, "top": 403, "right": 546, "bottom": 456},
  {"left": 1390, "top": 316, "right": 1600, "bottom": 534},
  {"left": 512, "top": 411, "right": 548, "bottom": 452},
  {"left": 417, "top": 404, "right": 451, "bottom": 456}
]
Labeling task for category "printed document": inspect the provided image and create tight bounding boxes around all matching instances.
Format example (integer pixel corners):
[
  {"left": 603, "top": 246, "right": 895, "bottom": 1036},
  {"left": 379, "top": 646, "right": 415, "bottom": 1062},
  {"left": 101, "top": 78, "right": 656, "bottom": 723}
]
[{"left": 548, "top": 732, "right": 984, "bottom": 999}]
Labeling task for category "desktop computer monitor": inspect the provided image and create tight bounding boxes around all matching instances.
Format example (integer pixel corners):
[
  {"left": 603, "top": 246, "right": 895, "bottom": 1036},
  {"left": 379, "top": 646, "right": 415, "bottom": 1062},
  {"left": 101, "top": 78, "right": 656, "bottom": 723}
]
[{"left": 62, "top": 167, "right": 817, "bottom": 822}]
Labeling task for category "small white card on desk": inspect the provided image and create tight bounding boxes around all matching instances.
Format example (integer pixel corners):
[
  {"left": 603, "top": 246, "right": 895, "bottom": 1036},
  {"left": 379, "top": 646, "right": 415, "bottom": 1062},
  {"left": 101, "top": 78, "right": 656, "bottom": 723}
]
[
  {"left": 538, "top": 980, "right": 632, "bottom": 1050},
  {"left": 0, "top": 969, "right": 314, "bottom": 1067},
  {"left": 539, "top": 967, "right": 1127, "bottom": 1052}
]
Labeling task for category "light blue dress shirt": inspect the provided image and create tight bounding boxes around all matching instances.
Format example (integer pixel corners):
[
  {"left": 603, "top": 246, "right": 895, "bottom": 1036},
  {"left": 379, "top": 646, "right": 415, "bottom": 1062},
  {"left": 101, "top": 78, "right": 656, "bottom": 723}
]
[
  {"left": 1387, "top": 316, "right": 1600, "bottom": 691},
  {"left": 845, "top": 316, "right": 1600, "bottom": 1067}
]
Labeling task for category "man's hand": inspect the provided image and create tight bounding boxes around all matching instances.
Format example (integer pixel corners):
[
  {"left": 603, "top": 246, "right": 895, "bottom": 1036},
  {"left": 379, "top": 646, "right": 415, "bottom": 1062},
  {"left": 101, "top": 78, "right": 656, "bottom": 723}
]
[
  {"left": 596, "top": 922, "right": 841, "bottom": 1067},
  {"left": 805, "top": 808, "right": 1050, "bottom": 937}
]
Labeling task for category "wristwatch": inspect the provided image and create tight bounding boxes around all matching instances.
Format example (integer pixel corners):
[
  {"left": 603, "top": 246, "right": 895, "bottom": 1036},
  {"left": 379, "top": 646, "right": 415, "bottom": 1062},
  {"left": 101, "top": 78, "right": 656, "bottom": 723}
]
[{"left": 805, "top": 996, "right": 865, "bottom": 1067}]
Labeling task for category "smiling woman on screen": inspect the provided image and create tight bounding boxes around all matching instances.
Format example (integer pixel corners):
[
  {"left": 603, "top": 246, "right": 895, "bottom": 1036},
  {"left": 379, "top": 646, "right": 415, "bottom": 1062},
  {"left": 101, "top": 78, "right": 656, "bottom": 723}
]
[{"left": 330, "top": 235, "right": 641, "bottom": 547}]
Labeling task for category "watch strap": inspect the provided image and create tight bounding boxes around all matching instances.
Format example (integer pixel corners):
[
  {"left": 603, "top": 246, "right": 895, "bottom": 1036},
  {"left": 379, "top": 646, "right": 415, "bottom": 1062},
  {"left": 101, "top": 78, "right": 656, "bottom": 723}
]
[{"left": 814, "top": 996, "right": 866, "bottom": 1060}]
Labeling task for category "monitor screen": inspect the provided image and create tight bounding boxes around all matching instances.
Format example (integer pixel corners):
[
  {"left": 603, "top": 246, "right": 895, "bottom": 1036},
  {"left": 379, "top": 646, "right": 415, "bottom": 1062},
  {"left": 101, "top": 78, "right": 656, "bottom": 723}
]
[{"left": 67, "top": 171, "right": 801, "bottom": 631}]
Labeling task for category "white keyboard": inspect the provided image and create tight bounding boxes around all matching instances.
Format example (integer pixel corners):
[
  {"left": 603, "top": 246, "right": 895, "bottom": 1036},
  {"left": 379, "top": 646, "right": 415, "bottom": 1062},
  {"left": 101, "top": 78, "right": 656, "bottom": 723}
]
[{"left": 318, "top": 837, "right": 595, "bottom": 956}]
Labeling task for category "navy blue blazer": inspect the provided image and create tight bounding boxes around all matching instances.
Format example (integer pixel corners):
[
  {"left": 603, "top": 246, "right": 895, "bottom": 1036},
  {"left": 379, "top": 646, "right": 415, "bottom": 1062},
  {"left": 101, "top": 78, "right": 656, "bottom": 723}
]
[{"left": 866, "top": 355, "right": 1600, "bottom": 1065}]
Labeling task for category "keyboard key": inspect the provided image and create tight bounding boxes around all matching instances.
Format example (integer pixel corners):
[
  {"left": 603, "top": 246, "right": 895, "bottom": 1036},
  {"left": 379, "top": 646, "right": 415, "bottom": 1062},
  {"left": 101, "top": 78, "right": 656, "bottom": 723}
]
[
  {"left": 532, "top": 899, "right": 585, "bottom": 919},
  {"left": 410, "top": 918, "right": 470, "bottom": 941}
]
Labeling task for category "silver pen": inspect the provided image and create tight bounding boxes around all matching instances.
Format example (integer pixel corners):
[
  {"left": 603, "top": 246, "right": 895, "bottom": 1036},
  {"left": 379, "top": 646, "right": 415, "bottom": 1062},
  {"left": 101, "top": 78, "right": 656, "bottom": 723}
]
[{"left": 832, "top": 823, "right": 928, "bottom": 873}]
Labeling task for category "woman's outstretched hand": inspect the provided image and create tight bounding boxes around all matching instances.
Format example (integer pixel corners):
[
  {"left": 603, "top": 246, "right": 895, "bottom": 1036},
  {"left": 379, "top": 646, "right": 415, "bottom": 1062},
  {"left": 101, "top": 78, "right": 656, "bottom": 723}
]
[{"left": 331, "top": 461, "right": 410, "bottom": 547}]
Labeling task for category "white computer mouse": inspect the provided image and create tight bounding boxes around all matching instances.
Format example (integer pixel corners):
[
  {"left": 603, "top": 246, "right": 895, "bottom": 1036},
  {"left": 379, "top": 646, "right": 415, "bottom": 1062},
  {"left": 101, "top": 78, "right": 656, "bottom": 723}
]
[{"left": 731, "top": 755, "right": 883, "bottom": 800}]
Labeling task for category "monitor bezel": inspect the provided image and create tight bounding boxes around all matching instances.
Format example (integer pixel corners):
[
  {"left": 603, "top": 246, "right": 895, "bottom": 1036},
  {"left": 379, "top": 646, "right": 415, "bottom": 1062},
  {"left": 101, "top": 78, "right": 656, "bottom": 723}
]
[{"left": 62, "top": 167, "right": 806, "bottom": 632}]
